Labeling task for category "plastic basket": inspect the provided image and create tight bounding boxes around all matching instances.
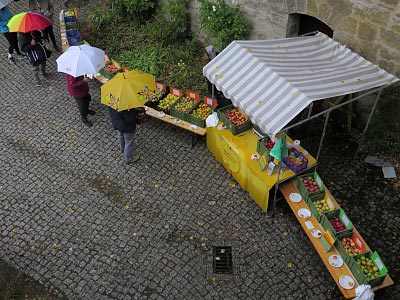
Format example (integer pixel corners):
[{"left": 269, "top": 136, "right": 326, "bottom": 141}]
[
  {"left": 67, "top": 36, "right": 81, "bottom": 46},
  {"left": 321, "top": 209, "right": 353, "bottom": 237},
  {"left": 170, "top": 97, "right": 200, "bottom": 122},
  {"left": 217, "top": 105, "right": 252, "bottom": 135},
  {"left": 66, "top": 29, "right": 79, "bottom": 38},
  {"left": 297, "top": 172, "right": 325, "bottom": 202},
  {"left": 283, "top": 148, "right": 308, "bottom": 173},
  {"left": 156, "top": 94, "right": 181, "bottom": 114},
  {"left": 334, "top": 231, "right": 367, "bottom": 265},
  {"left": 187, "top": 102, "right": 213, "bottom": 128},
  {"left": 348, "top": 251, "right": 388, "bottom": 287}
]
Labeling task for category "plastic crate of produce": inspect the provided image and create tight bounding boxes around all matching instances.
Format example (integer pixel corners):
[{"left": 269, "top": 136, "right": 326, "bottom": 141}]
[
  {"left": 170, "top": 96, "right": 200, "bottom": 122},
  {"left": 297, "top": 172, "right": 325, "bottom": 202},
  {"left": 334, "top": 231, "right": 367, "bottom": 265},
  {"left": 65, "top": 22, "right": 77, "bottom": 30},
  {"left": 187, "top": 102, "right": 213, "bottom": 128},
  {"left": 66, "top": 29, "right": 79, "bottom": 38},
  {"left": 64, "top": 15, "right": 77, "bottom": 23},
  {"left": 307, "top": 194, "right": 336, "bottom": 222},
  {"left": 67, "top": 36, "right": 81, "bottom": 46},
  {"left": 348, "top": 251, "right": 388, "bottom": 287},
  {"left": 321, "top": 209, "right": 353, "bottom": 237},
  {"left": 217, "top": 105, "right": 252, "bottom": 135},
  {"left": 144, "top": 88, "right": 168, "bottom": 109},
  {"left": 99, "top": 64, "right": 121, "bottom": 79},
  {"left": 283, "top": 148, "right": 308, "bottom": 173},
  {"left": 256, "top": 136, "right": 275, "bottom": 163},
  {"left": 156, "top": 93, "right": 181, "bottom": 114}
]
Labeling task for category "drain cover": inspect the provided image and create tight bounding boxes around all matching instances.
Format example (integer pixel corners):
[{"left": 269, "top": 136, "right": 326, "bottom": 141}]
[{"left": 213, "top": 246, "right": 233, "bottom": 274}]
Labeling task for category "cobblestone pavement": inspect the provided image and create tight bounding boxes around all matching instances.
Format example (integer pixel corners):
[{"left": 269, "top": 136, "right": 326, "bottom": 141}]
[{"left": 1, "top": 1, "right": 399, "bottom": 300}]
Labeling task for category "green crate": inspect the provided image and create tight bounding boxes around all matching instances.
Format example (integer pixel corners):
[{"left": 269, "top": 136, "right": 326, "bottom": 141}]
[
  {"left": 297, "top": 172, "right": 325, "bottom": 202},
  {"left": 99, "top": 67, "right": 121, "bottom": 79},
  {"left": 187, "top": 102, "right": 213, "bottom": 128},
  {"left": 348, "top": 251, "right": 388, "bottom": 287},
  {"left": 334, "top": 231, "right": 367, "bottom": 265},
  {"left": 256, "top": 137, "right": 274, "bottom": 163},
  {"left": 156, "top": 94, "right": 181, "bottom": 114},
  {"left": 307, "top": 195, "right": 337, "bottom": 223},
  {"left": 217, "top": 105, "right": 252, "bottom": 135},
  {"left": 321, "top": 209, "right": 353, "bottom": 237},
  {"left": 170, "top": 97, "right": 200, "bottom": 122}
]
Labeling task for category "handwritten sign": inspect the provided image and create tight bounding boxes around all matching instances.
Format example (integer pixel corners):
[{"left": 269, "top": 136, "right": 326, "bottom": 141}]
[
  {"left": 186, "top": 90, "right": 199, "bottom": 101},
  {"left": 170, "top": 87, "right": 182, "bottom": 97},
  {"left": 156, "top": 82, "right": 167, "bottom": 91},
  {"left": 203, "top": 96, "right": 217, "bottom": 107}
]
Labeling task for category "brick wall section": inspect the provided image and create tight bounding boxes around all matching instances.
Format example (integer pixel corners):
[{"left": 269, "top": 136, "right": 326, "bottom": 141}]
[{"left": 187, "top": 0, "right": 400, "bottom": 77}]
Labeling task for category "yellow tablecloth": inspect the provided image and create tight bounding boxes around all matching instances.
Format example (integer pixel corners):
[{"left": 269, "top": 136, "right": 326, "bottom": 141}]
[{"left": 206, "top": 126, "right": 317, "bottom": 212}]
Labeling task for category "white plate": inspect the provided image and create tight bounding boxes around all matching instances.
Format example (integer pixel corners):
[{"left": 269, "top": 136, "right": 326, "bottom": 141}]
[
  {"left": 158, "top": 111, "right": 165, "bottom": 117},
  {"left": 298, "top": 208, "right": 311, "bottom": 219},
  {"left": 174, "top": 119, "right": 181, "bottom": 124},
  {"left": 329, "top": 255, "right": 344, "bottom": 268},
  {"left": 339, "top": 275, "right": 355, "bottom": 289},
  {"left": 311, "top": 229, "right": 322, "bottom": 238},
  {"left": 189, "top": 124, "right": 197, "bottom": 130},
  {"left": 251, "top": 154, "right": 260, "bottom": 160},
  {"left": 289, "top": 193, "right": 302, "bottom": 203}
]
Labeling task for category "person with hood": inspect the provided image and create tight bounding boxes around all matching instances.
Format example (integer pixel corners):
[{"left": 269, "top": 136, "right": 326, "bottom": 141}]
[
  {"left": 108, "top": 107, "right": 139, "bottom": 165},
  {"left": 29, "top": 0, "right": 60, "bottom": 52},
  {"left": 0, "top": 5, "right": 24, "bottom": 64},
  {"left": 19, "top": 30, "right": 48, "bottom": 86},
  {"left": 66, "top": 74, "right": 95, "bottom": 127}
]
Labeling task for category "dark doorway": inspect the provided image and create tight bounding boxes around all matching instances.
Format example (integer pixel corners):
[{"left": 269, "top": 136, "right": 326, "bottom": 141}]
[{"left": 286, "top": 13, "right": 334, "bottom": 37}]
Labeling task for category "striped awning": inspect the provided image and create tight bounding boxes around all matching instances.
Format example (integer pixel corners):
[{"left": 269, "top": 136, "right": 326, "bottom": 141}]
[{"left": 203, "top": 32, "right": 399, "bottom": 136}]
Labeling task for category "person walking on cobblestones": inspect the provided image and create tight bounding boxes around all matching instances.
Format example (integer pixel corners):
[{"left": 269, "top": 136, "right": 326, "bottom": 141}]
[
  {"left": 19, "top": 30, "right": 48, "bottom": 86},
  {"left": 0, "top": 5, "right": 24, "bottom": 64},
  {"left": 29, "top": 0, "right": 60, "bottom": 52},
  {"left": 108, "top": 107, "right": 139, "bottom": 165},
  {"left": 66, "top": 74, "right": 95, "bottom": 127}
]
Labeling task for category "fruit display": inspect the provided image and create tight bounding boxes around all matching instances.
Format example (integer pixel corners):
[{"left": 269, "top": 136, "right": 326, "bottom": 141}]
[
  {"left": 313, "top": 199, "right": 334, "bottom": 214},
  {"left": 104, "top": 64, "right": 119, "bottom": 73},
  {"left": 264, "top": 140, "right": 275, "bottom": 150},
  {"left": 174, "top": 96, "right": 195, "bottom": 113},
  {"left": 288, "top": 150, "right": 306, "bottom": 166},
  {"left": 301, "top": 176, "right": 321, "bottom": 193},
  {"left": 329, "top": 217, "right": 346, "bottom": 232},
  {"left": 340, "top": 237, "right": 364, "bottom": 256},
  {"left": 157, "top": 94, "right": 180, "bottom": 111},
  {"left": 356, "top": 256, "right": 380, "bottom": 280},
  {"left": 148, "top": 88, "right": 166, "bottom": 102},
  {"left": 191, "top": 103, "right": 213, "bottom": 120},
  {"left": 223, "top": 108, "right": 248, "bottom": 126}
]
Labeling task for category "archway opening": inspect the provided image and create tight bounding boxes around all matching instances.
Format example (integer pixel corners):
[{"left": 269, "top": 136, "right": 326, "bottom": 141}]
[{"left": 286, "top": 13, "right": 334, "bottom": 37}]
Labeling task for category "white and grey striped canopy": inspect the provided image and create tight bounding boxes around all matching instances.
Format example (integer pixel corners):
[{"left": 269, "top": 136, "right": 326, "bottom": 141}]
[{"left": 203, "top": 32, "right": 399, "bottom": 136}]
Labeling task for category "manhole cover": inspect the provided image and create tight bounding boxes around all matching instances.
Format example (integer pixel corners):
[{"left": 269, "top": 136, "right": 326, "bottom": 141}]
[{"left": 213, "top": 246, "right": 233, "bottom": 274}]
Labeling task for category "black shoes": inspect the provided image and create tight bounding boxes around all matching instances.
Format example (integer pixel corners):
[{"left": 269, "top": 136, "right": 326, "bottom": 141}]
[{"left": 82, "top": 118, "right": 93, "bottom": 127}]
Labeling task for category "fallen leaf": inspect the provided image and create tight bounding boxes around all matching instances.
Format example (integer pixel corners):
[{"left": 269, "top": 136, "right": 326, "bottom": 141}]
[
  {"left": 287, "top": 262, "right": 293, "bottom": 268},
  {"left": 211, "top": 277, "right": 217, "bottom": 283},
  {"left": 306, "top": 275, "right": 313, "bottom": 283},
  {"left": 53, "top": 243, "right": 59, "bottom": 249},
  {"left": 283, "top": 231, "right": 288, "bottom": 236},
  {"left": 209, "top": 200, "right": 216, "bottom": 206},
  {"left": 179, "top": 169, "right": 185, "bottom": 174},
  {"left": 30, "top": 245, "right": 36, "bottom": 251},
  {"left": 154, "top": 184, "right": 159, "bottom": 188},
  {"left": 185, "top": 204, "right": 190, "bottom": 209},
  {"left": 11, "top": 227, "right": 16, "bottom": 233},
  {"left": 229, "top": 183, "right": 236, "bottom": 188},
  {"left": 197, "top": 221, "right": 204, "bottom": 226},
  {"left": 168, "top": 186, "right": 173, "bottom": 190}
]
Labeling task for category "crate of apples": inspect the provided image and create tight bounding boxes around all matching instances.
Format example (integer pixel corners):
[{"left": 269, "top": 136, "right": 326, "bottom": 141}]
[
  {"left": 157, "top": 94, "right": 180, "bottom": 112},
  {"left": 330, "top": 217, "right": 346, "bottom": 232},
  {"left": 340, "top": 237, "right": 364, "bottom": 256},
  {"left": 223, "top": 108, "right": 248, "bottom": 126}
]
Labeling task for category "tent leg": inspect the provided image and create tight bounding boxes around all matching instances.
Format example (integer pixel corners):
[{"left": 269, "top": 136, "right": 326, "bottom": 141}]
[
  {"left": 353, "top": 88, "right": 383, "bottom": 161},
  {"left": 315, "top": 111, "right": 331, "bottom": 173}
]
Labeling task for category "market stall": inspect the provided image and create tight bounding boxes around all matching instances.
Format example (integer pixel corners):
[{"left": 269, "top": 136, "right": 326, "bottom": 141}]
[{"left": 203, "top": 32, "right": 398, "bottom": 298}]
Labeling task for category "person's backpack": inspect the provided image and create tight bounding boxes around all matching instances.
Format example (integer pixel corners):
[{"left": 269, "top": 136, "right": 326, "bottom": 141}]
[{"left": 25, "top": 43, "right": 47, "bottom": 64}]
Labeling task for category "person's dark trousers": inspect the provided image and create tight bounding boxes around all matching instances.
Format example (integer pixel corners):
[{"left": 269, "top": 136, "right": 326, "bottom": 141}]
[
  {"left": 43, "top": 25, "right": 59, "bottom": 51},
  {"left": 75, "top": 94, "right": 91, "bottom": 120},
  {"left": 3, "top": 32, "right": 21, "bottom": 55}
]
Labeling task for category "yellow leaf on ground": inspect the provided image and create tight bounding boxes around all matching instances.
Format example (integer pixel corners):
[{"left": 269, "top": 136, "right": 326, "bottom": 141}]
[
  {"left": 185, "top": 204, "right": 190, "bottom": 209},
  {"left": 179, "top": 169, "right": 185, "bottom": 174},
  {"left": 283, "top": 231, "right": 288, "bottom": 236},
  {"left": 211, "top": 277, "right": 217, "bottom": 283},
  {"left": 53, "top": 243, "right": 59, "bottom": 249},
  {"left": 210, "top": 200, "right": 216, "bottom": 206},
  {"left": 287, "top": 262, "right": 293, "bottom": 268},
  {"left": 154, "top": 184, "right": 159, "bottom": 188},
  {"left": 229, "top": 183, "right": 236, "bottom": 188}
]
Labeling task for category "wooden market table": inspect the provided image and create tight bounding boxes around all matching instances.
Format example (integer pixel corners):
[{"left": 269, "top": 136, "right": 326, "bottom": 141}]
[
  {"left": 279, "top": 180, "right": 394, "bottom": 299},
  {"left": 206, "top": 125, "right": 317, "bottom": 212}
]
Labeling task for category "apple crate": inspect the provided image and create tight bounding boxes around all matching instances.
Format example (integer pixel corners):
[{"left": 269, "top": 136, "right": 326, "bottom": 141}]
[
  {"left": 187, "top": 102, "right": 213, "bottom": 128},
  {"left": 307, "top": 195, "right": 337, "bottom": 222},
  {"left": 170, "top": 97, "right": 200, "bottom": 122},
  {"left": 156, "top": 94, "right": 181, "bottom": 114},
  {"left": 144, "top": 89, "right": 169, "bottom": 109},
  {"left": 99, "top": 65, "right": 122, "bottom": 80},
  {"left": 348, "top": 251, "right": 388, "bottom": 287},
  {"left": 217, "top": 105, "right": 252, "bottom": 136},
  {"left": 297, "top": 172, "right": 325, "bottom": 202},
  {"left": 256, "top": 136, "right": 274, "bottom": 163},
  {"left": 321, "top": 209, "right": 353, "bottom": 237},
  {"left": 283, "top": 148, "right": 308, "bottom": 174},
  {"left": 334, "top": 231, "right": 367, "bottom": 265}
]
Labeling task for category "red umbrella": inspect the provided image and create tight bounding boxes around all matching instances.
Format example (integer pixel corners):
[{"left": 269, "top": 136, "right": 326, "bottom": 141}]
[{"left": 7, "top": 11, "right": 52, "bottom": 33}]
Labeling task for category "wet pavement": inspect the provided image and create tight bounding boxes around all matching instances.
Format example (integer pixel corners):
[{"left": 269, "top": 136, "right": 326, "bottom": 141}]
[{"left": 1, "top": 1, "right": 399, "bottom": 299}]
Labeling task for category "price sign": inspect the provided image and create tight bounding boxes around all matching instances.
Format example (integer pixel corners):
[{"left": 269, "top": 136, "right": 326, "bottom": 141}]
[
  {"left": 186, "top": 90, "right": 199, "bottom": 100},
  {"left": 156, "top": 82, "right": 166, "bottom": 91},
  {"left": 170, "top": 87, "right": 182, "bottom": 97},
  {"left": 112, "top": 59, "right": 120, "bottom": 68},
  {"left": 203, "top": 96, "right": 217, "bottom": 107}
]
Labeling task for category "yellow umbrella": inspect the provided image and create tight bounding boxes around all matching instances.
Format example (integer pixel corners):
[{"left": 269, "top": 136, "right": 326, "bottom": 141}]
[{"left": 101, "top": 70, "right": 156, "bottom": 111}]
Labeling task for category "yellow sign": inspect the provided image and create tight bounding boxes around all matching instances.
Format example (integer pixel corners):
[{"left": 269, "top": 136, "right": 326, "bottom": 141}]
[{"left": 221, "top": 140, "right": 240, "bottom": 173}]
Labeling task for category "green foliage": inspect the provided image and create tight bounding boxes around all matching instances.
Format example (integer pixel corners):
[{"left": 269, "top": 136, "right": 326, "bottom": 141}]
[
  {"left": 366, "top": 83, "right": 400, "bottom": 159},
  {"left": 199, "top": 0, "right": 251, "bottom": 51},
  {"left": 87, "top": 0, "right": 155, "bottom": 28}
]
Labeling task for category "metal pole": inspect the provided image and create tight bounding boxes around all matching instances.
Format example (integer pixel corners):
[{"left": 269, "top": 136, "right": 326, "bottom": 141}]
[
  {"left": 307, "top": 102, "right": 314, "bottom": 119},
  {"left": 272, "top": 133, "right": 286, "bottom": 217},
  {"left": 353, "top": 88, "right": 383, "bottom": 161},
  {"left": 315, "top": 111, "right": 331, "bottom": 173}
]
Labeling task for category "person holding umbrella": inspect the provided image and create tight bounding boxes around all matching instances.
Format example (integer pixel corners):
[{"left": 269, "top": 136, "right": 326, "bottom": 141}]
[
  {"left": 19, "top": 30, "right": 49, "bottom": 86},
  {"left": 0, "top": 4, "right": 24, "bottom": 64},
  {"left": 29, "top": 0, "right": 60, "bottom": 52}
]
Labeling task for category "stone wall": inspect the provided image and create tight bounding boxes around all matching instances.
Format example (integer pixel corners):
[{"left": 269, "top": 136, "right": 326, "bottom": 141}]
[{"left": 189, "top": 0, "right": 400, "bottom": 77}]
